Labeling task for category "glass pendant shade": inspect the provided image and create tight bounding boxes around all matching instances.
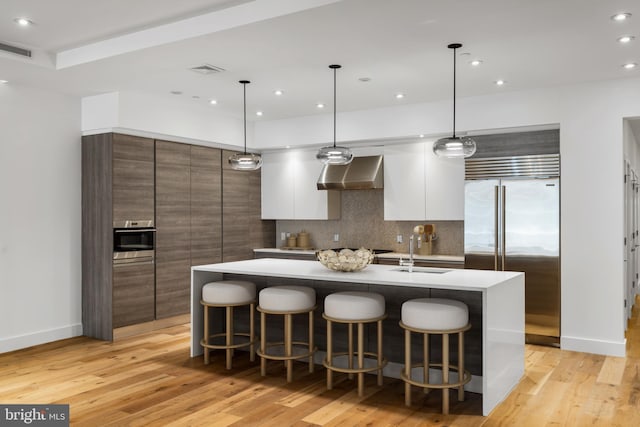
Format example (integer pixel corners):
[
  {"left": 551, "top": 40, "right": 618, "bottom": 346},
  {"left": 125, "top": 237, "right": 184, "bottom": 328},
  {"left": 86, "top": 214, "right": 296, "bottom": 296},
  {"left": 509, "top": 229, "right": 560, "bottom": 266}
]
[
  {"left": 433, "top": 43, "right": 476, "bottom": 159},
  {"left": 317, "top": 64, "right": 353, "bottom": 165},
  {"left": 433, "top": 136, "right": 476, "bottom": 158},
  {"left": 316, "top": 145, "right": 354, "bottom": 164},
  {"left": 229, "top": 80, "right": 262, "bottom": 171},
  {"left": 228, "top": 152, "right": 263, "bottom": 170}
]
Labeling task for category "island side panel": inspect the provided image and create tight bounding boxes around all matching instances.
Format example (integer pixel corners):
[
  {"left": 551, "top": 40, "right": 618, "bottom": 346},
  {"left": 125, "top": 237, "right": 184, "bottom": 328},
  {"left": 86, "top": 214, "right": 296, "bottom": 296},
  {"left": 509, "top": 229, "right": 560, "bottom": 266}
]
[
  {"left": 190, "top": 269, "right": 223, "bottom": 357},
  {"left": 482, "top": 273, "right": 525, "bottom": 416}
]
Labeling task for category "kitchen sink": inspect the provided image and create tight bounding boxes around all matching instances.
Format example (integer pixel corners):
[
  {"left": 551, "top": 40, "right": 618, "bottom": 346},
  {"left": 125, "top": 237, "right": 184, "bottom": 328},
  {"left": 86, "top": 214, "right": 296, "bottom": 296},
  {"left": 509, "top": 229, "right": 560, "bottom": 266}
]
[{"left": 392, "top": 267, "right": 452, "bottom": 274}]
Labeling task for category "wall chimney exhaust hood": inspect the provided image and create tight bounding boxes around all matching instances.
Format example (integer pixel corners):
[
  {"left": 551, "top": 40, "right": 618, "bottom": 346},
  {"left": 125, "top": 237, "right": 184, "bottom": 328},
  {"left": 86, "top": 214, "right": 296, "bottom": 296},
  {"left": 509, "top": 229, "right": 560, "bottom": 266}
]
[{"left": 317, "top": 155, "right": 384, "bottom": 190}]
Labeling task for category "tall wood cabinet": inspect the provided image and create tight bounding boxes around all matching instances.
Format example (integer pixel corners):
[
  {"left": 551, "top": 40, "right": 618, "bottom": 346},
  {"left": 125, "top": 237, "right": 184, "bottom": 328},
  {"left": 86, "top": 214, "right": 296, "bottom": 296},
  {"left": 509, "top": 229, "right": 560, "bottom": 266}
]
[
  {"left": 82, "top": 133, "right": 155, "bottom": 340},
  {"left": 83, "top": 135, "right": 274, "bottom": 339}
]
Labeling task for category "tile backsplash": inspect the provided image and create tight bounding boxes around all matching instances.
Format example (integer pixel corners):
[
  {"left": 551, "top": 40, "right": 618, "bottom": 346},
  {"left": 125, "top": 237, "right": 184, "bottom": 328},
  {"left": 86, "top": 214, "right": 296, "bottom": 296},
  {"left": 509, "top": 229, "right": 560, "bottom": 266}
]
[{"left": 275, "top": 189, "right": 463, "bottom": 255}]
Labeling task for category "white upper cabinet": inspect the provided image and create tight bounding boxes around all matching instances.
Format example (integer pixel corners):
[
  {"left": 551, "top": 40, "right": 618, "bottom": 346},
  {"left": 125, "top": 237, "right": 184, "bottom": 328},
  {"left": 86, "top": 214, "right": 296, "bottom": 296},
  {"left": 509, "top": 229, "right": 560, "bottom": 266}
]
[
  {"left": 384, "top": 141, "right": 464, "bottom": 221},
  {"left": 261, "top": 149, "right": 340, "bottom": 220}
]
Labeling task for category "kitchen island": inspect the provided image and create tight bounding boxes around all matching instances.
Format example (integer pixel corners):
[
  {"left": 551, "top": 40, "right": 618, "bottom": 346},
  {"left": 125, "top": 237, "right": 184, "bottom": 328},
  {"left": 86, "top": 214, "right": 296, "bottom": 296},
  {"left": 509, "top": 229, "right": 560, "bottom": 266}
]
[{"left": 191, "top": 258, "right": 524, "bottom": 415}]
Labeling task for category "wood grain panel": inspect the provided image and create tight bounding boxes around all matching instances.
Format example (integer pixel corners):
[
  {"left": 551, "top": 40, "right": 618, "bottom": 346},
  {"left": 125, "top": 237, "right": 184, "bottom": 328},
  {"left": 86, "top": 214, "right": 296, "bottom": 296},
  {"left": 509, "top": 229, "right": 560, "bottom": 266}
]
[
  {"left": 112, "top": 134, "right": 155, "bottom": 224},
  {"left": 112, "top": 262, "right": 155, "bottom": 328},
  {"left": 190, "top": 146, "right": 222, "bottom": 266},
  {"left": 222, "top": 150, "right": 275, "bottom": 262},
  {"left": 155, "top": 140, "right": 191, "bottom": 319},
  {"left": 81, "top": 134, "right": 113, "bottom": 340}
]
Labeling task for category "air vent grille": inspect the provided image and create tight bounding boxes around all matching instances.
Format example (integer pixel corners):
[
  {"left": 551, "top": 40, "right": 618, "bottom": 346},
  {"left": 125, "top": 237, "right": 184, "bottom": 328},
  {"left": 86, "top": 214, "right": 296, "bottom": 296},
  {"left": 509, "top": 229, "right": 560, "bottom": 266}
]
[
  {"left": 465, "top": 154, "right": 560, "bottom": 179},
  {"left": 189, "top": 64, "right": 225, "bottom": 74},
  {"left": 0, "top": 42, "right": 32, "bottom": 58}
]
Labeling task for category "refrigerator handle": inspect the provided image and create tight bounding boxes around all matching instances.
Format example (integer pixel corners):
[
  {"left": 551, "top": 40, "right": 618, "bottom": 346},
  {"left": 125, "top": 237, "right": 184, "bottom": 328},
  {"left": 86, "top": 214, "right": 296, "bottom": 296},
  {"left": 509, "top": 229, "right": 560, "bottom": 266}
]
[
  {"left": 494, "top": 185, "right": 499, "bottom": 271},
  {"left": 502, "top": 185, "right": 506, "bottom": 271}
]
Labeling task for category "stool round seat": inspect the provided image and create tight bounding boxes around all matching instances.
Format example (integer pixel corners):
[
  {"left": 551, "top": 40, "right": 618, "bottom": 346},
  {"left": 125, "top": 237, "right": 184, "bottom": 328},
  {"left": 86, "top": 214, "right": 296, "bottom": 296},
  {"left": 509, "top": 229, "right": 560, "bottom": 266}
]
[
  {"left": 259, "top": 286, "right": 315, "bottom": 312},
  {"left": 324, "top": 291, "right": 385, "bottom": 320},
  {"left": 202, "top": 280, "right": 256, "bottom": 305},
  {"left": 402, "top": 298, "right": 468, "bottom": 331}
]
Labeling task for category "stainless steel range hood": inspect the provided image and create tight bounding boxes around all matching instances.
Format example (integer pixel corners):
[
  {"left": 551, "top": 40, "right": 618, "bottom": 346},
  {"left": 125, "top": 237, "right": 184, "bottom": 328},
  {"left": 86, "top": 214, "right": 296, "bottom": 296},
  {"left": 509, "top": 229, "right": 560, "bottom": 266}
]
[{"left": 317, "top": 155, "right": 384, "bottom": 190}]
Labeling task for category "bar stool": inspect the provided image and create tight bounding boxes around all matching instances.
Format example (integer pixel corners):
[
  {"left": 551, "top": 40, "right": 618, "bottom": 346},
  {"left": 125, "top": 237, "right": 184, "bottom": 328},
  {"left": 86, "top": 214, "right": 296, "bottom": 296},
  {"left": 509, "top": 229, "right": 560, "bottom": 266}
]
[
  {"left": 323, "top": 291, "right": 387, "bottom": 397},
  {"left": 200, "top": 280, "right": 257, "bottom": 369},
  {"left": 257, "top": 286, "right": 317, "bottom": 382},
  {"left": 400, "top": 298, "right": 472, "bottom": 414}
]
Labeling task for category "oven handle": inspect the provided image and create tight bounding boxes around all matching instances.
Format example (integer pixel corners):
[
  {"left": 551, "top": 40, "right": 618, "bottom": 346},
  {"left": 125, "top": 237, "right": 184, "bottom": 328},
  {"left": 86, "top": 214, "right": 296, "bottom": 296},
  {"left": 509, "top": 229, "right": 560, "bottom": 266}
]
[{"left": 114, "top": 228, "right": 156, "bottom": 233}]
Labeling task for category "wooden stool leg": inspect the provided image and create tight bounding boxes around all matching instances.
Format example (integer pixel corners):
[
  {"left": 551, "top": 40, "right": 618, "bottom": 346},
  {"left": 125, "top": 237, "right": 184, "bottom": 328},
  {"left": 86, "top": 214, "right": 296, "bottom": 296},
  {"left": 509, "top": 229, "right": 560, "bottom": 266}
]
[
  {"left": 203, "top": 304, "right": 210, "bottom": 365},
  {"left": 285, "top": 313, "right": 293, "bottom": 383},
  {"left": 458, "top": 331, "right": 465, "bottom": 401},
  {"left": 357, "top": 322, "right": 364, "bottom": 397},
  {"left": 226, "top": 306, "right": 233, "bottom": 370},
  {"left": 260, "top": 311, "right": 266, "bottom": 377},
  {"left": 308, "top": 310, "right": 314, "bottom": 373},
  {"left": 327, "top": 319, "right": 333, "bottom": 390},
  {"left": 442, "top": 333, "right": 450, "bottom": 415},
  {"left": 404, "top": 328, "right": 411, "bottom": 406},
  {"left": 348, "top": 323, "right": 354, "bottom": 380},
  {"left": 377, "top": 319, "right": 383, "bottom": 386},
  {"left": 249, "top": 303, "right": 255, "bottom": 362},
  {"left": 423, "top": 332, "right": 429, "bottom": 394}
]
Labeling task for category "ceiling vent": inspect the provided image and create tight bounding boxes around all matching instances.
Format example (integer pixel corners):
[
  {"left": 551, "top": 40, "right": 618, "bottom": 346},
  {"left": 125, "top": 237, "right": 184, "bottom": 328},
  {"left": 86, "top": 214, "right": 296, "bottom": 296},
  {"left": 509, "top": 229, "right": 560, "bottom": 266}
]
[
  {"left": 0, "top": 42, "right": 32, "bottom": 58},
  {"left": 189, "top": 64, "right": 225, "bottom": 75}
]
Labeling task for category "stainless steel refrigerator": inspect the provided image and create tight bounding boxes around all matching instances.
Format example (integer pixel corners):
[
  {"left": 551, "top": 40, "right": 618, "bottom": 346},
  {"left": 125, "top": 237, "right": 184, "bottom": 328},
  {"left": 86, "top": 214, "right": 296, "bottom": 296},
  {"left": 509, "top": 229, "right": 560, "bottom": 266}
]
[{"left": 464, "top": 154, "right": 560, "bottom": 346}]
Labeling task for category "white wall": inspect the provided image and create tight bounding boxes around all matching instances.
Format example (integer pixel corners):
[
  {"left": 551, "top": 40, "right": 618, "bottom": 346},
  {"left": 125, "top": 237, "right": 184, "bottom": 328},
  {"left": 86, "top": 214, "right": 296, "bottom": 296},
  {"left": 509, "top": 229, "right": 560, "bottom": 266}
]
[
  {"left": 81, "top": 91, "right": 252, "bottom": 151},
  {"left": 0, "top": 83, "right": 82, "bottom": 353},
  {"left": 255, "top": 77, "right": 640, "bottom": 357}
]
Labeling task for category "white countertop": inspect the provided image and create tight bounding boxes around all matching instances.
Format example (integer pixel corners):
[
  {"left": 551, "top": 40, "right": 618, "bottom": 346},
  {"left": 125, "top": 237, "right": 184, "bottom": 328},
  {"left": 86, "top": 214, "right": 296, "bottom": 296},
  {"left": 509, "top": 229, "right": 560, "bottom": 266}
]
[
  {"left": 193, "top": 258, "right": 521, "bottom": 292},
  {"left": 253, "top": 248, "right": 465, "bottom": 263}
]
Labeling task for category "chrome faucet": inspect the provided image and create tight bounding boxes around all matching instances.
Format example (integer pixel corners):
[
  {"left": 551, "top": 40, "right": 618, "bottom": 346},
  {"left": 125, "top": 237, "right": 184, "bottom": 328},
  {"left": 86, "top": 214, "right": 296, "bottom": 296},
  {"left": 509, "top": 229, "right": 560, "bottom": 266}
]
[{"left": 399, "top": 235, "right": 415, "bottom": 272}]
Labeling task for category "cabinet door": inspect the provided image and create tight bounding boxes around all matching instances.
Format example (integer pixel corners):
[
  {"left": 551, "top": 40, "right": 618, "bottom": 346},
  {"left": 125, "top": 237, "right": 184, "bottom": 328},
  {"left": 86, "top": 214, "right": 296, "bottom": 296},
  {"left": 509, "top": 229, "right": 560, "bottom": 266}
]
[
  {"left": 112, "top": 262, "right": 155, "bottom": 328},
  {"left": 190, "top": 146, "right": 222, "bottom": 266},
  {"left": 261, "top": 151, "right": 294, "bottom": 219},
  {"left": 112, "top": 134, "right": 155, "bottom": 224},
  {"left": 293, "top": 150, "right": 340, "bottom": 220},
  {"left": 155, "top": 140, "right": 191, "bottom": 319},
  {"left": 384, "top": 142, "right": 426, "bottom": 220},
  {"left": 424, "top": 145, "right": 464, "bottom": 220}
]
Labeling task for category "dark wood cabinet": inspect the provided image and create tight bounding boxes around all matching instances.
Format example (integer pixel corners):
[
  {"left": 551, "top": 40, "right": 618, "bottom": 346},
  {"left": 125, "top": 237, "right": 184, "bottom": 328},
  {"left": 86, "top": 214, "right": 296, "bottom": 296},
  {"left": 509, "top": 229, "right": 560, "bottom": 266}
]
[
  {"left": 112, "top": 262, "right": 155, "bottom": 328},
  {"left": 190, "top": 146, "right": 222, "bottom": 266},
  {"left": 155, "top": 140, "right": 191, "bottom": 319},
  {"left": 112, "top": 134, "right": 155, "bottom": 224},
  {"left": 222, "top": 150, "right": 276, "bottom": 261}
]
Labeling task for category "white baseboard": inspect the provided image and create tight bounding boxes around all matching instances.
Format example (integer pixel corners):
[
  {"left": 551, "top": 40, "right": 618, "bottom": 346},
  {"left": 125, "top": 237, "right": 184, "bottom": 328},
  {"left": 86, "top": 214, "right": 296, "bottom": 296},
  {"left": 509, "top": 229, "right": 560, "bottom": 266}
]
[
  {"left": 0, "top": 323, "right": 83, "bottom": 354},
  {"left": 561, "top": 335, "right": 626, "bottom": 357}
]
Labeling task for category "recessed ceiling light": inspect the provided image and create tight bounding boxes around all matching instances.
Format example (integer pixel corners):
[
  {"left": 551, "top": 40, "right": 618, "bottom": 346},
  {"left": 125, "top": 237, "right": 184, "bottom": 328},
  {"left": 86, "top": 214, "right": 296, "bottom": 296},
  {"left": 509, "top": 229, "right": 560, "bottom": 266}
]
[
  {"left": 0, "top": 79, "right": 8, "bottom": 84},
  {"left": 623, "top": 62, "right": 637, "bottom": 69},
  {"left": 170, "top": 90, "right": 182, "bottom": 95},
  {"left": 470, "top": 59, "right": 483, "bottom": 66},
  {"left": 14, "top": 17, "right": 33, "bottom": 26},
  {"left": 274, "top": 90, "right": 283, "bottom": 96},
  {"left": 611, "top": 13, "right": 632, "bottom": 21},
  {"left": 495, "top": 80, "right": 506, "bottom": 86},
  {"left": 419, "top": 134, "right": 425, "bottom": 138},
  {"left": 209, "top": 99, "right": 217, "bottom": 105},
  {"left": 358, "top": 77, "right": 371, "bottom": 82},
  {"left": 317, "top": 103, "right": 325, "bottom": 109},
  {"left": 285, "top": 145, "right": 291, "bottom": 149},
  {"left": 618, "top": 35, "right": 635, "bottom": 43},
  {"left": 395, "top": 93, "right": 405, "bottom": 99},
  {"left": 256, "top": 111, "right": 263, "bottom": 116}
]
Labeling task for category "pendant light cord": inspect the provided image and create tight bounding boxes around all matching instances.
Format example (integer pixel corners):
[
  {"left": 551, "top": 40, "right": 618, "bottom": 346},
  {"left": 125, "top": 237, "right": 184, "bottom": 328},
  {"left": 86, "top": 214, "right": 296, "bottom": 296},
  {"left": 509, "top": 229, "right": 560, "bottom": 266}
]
[
  {"left": 452, "top": 45, "right": 457, "bottom": 139},
  {"left": 333, "top": 66, "right": 337, "bottom": 148},
  {"left": 243, "top": 82, "right": 247, "bottom": 155}
]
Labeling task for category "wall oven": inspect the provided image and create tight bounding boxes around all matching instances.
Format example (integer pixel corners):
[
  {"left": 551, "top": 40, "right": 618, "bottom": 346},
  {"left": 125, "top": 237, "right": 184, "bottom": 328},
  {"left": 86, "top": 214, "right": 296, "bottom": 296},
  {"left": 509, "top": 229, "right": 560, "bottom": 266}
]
[{"left": 113, "top": 220, "right": 155, "bottom": 265}]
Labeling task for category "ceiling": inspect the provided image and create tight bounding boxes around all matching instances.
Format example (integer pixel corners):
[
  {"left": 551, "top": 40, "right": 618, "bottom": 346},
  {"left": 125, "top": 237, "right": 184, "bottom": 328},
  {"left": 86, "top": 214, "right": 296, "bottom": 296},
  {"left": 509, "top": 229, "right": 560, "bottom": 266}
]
[{"left": 1, "top": 0, "right": 639, "bottom": 122}]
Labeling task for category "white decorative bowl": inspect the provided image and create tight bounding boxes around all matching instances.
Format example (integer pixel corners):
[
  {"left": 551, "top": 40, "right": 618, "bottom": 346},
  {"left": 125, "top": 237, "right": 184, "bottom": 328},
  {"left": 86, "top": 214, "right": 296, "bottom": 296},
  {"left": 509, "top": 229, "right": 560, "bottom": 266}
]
[{"left": 317, "top": 248, "right": 374, "bottom": 272}]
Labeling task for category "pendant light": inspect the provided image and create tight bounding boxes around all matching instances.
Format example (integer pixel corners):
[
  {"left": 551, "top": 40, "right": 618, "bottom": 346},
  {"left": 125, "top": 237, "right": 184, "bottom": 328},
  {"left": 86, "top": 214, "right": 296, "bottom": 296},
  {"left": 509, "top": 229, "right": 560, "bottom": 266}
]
[
  {"left": 228, "top": 80, "right": 263, "bottom": 170},
  {"left": 316, "top": 64, "right": 353, "bottom": 165},
  {"left": 433, "top": 43, "right": 476, "bottom": 158}
]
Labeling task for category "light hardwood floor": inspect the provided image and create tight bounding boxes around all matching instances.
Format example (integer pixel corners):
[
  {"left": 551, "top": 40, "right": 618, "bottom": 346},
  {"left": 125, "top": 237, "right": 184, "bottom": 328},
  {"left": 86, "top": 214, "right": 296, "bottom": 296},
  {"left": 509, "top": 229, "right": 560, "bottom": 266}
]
[{"left": 1, "top": 297, "right": 639, "bottom": 426}]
